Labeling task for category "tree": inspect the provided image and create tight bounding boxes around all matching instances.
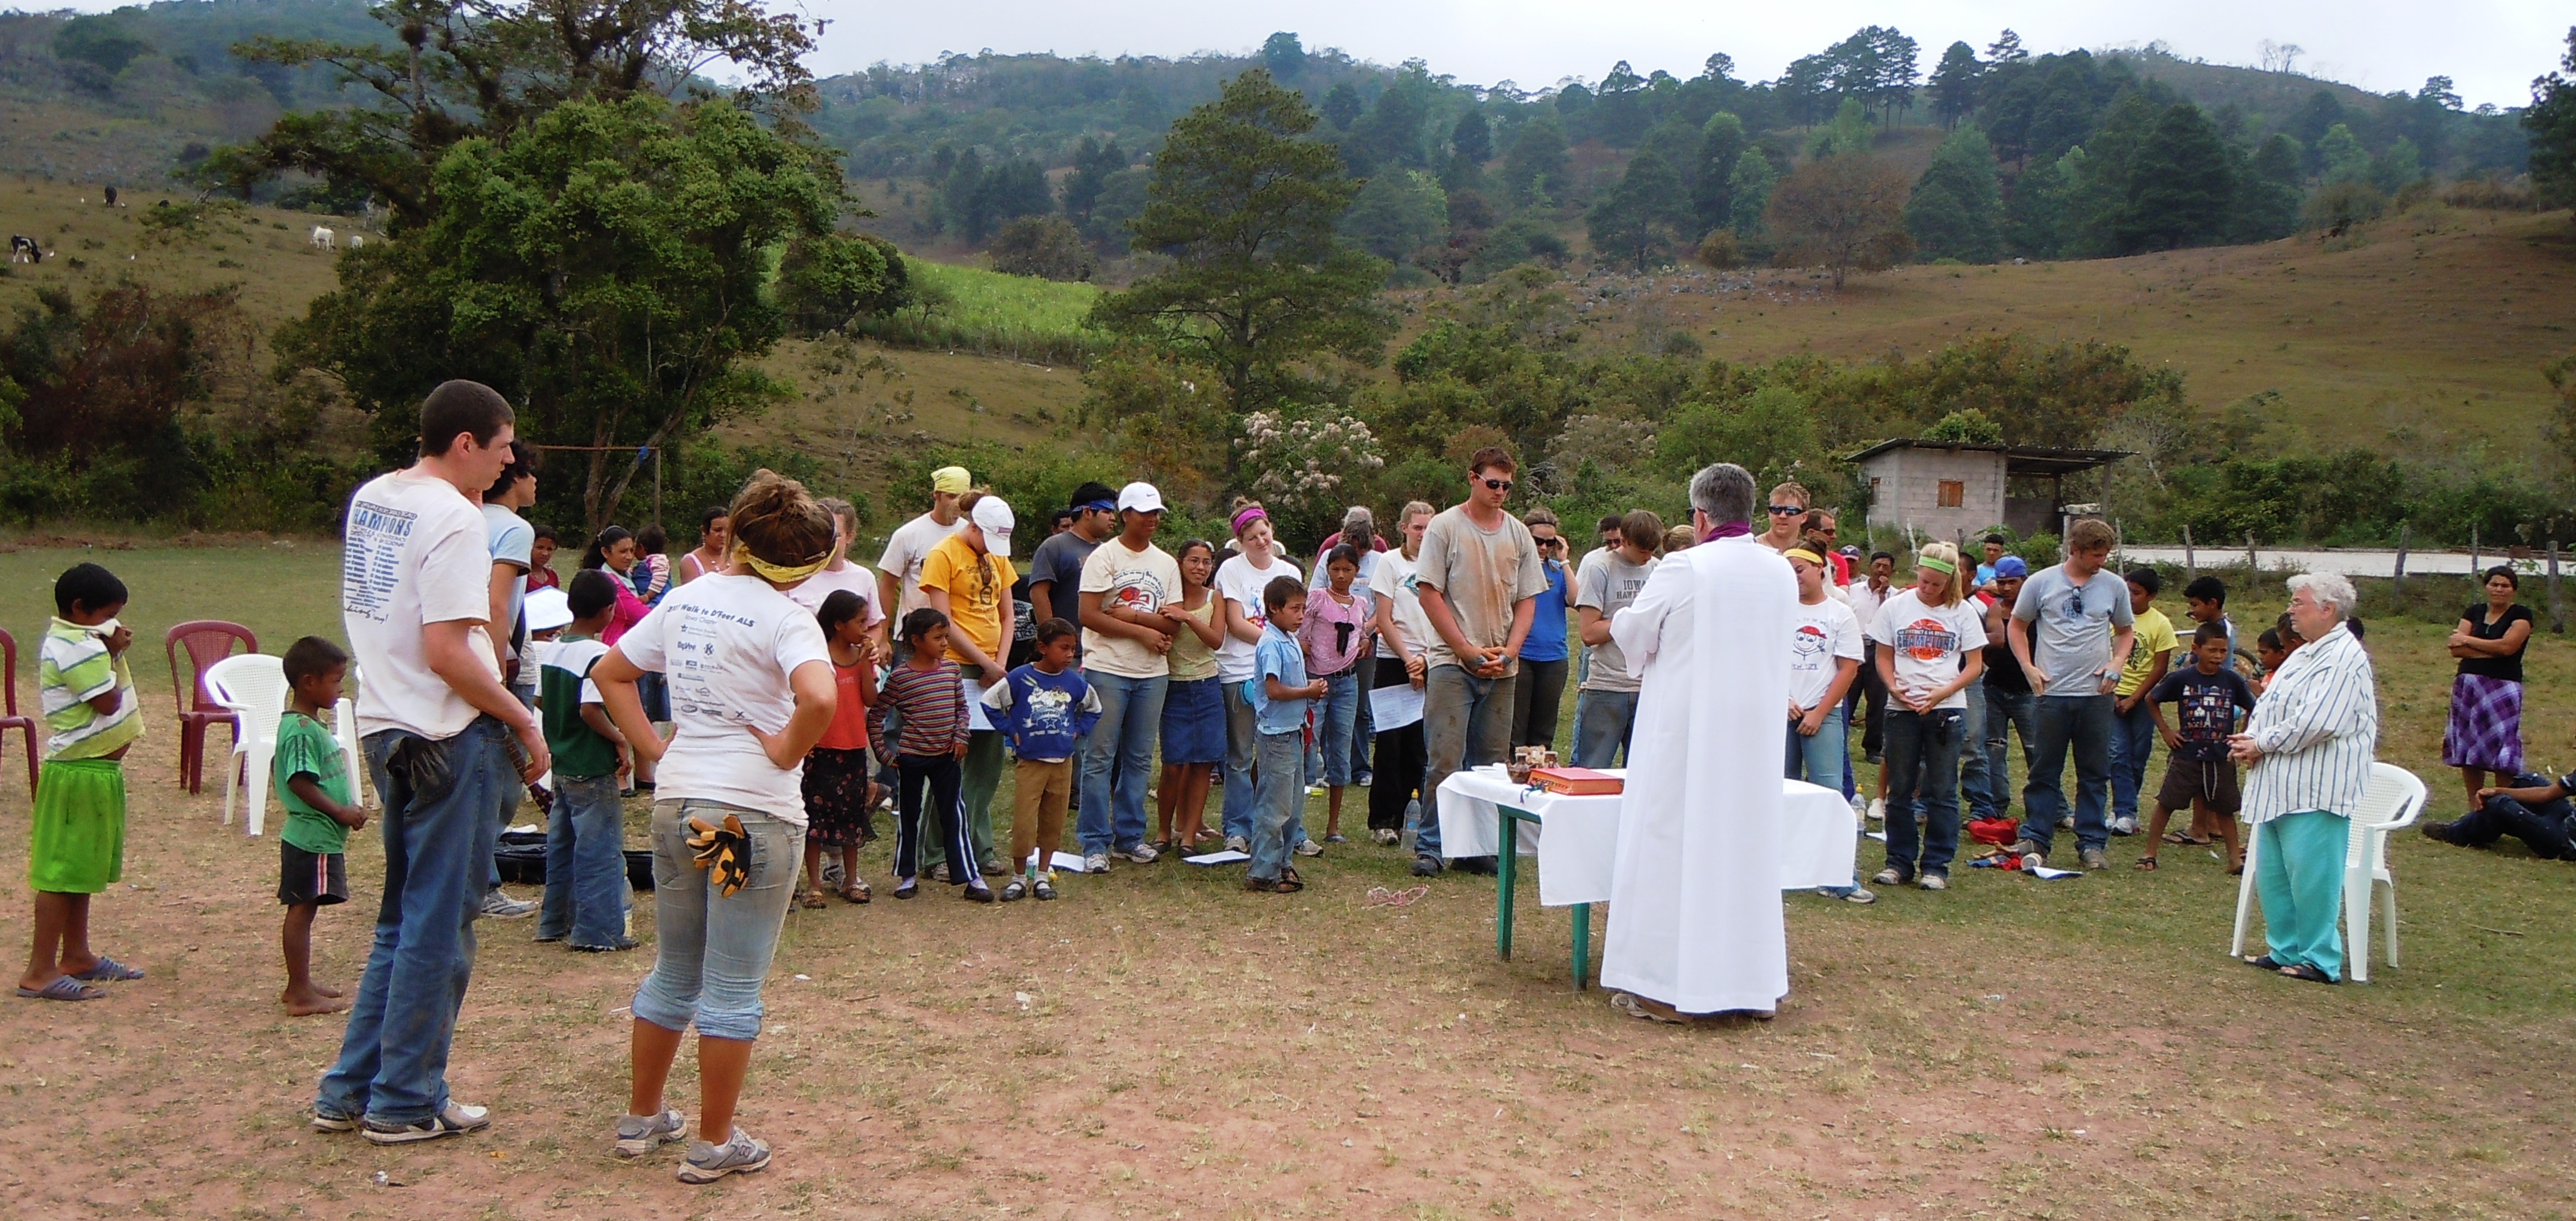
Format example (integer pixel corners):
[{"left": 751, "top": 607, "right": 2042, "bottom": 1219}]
[
  {"left": 198, "top": 0, "right": 823, "bottom": 224},
  {"left": 275, "top": 95, "right": 840, "bottom": 528},
  {"left": 1928, "top": 41, "right": 1982, "bottom": 128},
  {"left": 777, "top": 233, "right": 908, "bottom": 334},
  {"left": 1501, "top": 114, "right": 1569, "bottom": 204},
  {"left": 1905, "top": 124, "right": 2001, "bottom": 262},
  {"left": 2368, "top": 137, "right": 2424, "bottom": 193},
  {"left": 2317, "top": 122, "right": 2370, "bottom": 185},
  {"left": 1987, "top": 29, "right": 2027, "bottom": 65},
  {"left": 1726, "top": 145, "right": 1778, "bottom": 238},
  {"left": 1061, "top": 137, "right": 1128, "bottom": 224},
  {"left": 974, "top": 157, "right": 1054, "bottom": 238},
  {"left": 1320, "top": 81, "right": 1363, "bottom": 132},
  {"left": 1348, "top": 60, "right": 1434, "bottom": 173},
  {"left": 1586, "top": 151, "right": 1689, "bottom": 271},
  {"left": 1450, "top": 109, "right": 1493, "bottom": 163},
  {"left": 1341, "top": 170, "right": 1448, "bottom": 263},
  {"left": 2118, "top": 103, "right": 2234, "bottom": 252},
  {"left": 1690, "top": 111, "right": 1747, "bottom": 234},
  {"left": 54, "top": 13, "right": 149, "bottom": 78},
  {"left": 1809, "top": 97, "right": 1874, "bottom": 159},
  {"left": 1088, "top": 70, "right": 1391, "bottom": 415},
  {"left": 1862, "top": 26, "right": 1921, "bottom": 126},
  {"left": 1261, "top": 31, "right": 1303, "bottom": 79},
  {"left": 2525, "top": 27, "right": 2576, "bottom": 209},
  {"left": 2003, "top": 149, "right": 2076, "bottom": 258},
  {"left": 1766, "top": 154, "right": 1914, "bottom": 287},
  {"left": 2232, "top": 134, "right": 2305, "bottom": 243},
  {"left": 990, "top": 216, "right": 1096, "bottom": 281}
]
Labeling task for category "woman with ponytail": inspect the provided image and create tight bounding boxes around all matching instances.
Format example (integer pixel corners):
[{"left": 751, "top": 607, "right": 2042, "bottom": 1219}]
[{"left": 590, "top": 470, "right": 837, "bottom": 1184}]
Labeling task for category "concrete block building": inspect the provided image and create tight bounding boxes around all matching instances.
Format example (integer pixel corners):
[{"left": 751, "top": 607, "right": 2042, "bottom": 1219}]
[{"left": 1847, "top": 439, "right": 2128, "bottom": 546}]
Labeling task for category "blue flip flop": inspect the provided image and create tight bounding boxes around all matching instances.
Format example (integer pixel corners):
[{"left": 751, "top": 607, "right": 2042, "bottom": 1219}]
[
  {"left": 16, "top": 977, "right": 105, "bottom": 1001},
  {"left": 69, "top": 957, "right": 143, "bottom": 982}
]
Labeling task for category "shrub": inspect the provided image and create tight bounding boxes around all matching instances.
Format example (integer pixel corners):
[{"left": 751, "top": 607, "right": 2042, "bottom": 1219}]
[
  {"left": 2440, "top": 176, "right": 2539, "bottom": 210},
  {"left": 2301, "top": 181, "right": 2387, "bottom": 234},
  {"left": 776, "top": 233, "right": 910, "bottom": 336},
  {"left": 1694, "top": 229, "right": 1744, "bottom": 270},
  {"left": 988, "top": 216, "right": 1097, "bottom": 282}
]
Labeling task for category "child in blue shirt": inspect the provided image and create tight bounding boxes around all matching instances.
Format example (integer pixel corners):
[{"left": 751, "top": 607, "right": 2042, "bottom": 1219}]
[
  {"left": 1247, "top": 577, "right": 1326, "bottom": 892},
  {"left": 982, "top": 619, "right": 1101, "bottom": 900}
]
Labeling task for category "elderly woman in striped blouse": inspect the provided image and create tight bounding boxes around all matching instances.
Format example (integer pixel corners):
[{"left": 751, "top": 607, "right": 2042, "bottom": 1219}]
[{"left": 2228, "top": 572, "right": 2377, "bottom": 985}]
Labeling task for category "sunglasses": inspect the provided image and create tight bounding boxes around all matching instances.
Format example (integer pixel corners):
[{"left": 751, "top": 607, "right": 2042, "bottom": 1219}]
[
  {"left": 1535, "top": 537, "right": 1562, "bottom": 548},
  {"left": 1767, "top": 505, "right": 1803, "bottom": 515},
  {"left": 1482, "top": 478, "right": 1514, "bottom": 492}
]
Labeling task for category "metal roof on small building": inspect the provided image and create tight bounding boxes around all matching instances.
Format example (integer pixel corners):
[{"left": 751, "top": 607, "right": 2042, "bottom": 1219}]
[{"left": 1841, "top": 439, "right": 2132, "bottom": 476}]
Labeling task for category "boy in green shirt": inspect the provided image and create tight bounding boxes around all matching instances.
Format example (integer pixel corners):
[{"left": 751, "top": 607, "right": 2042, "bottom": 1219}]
[
  {"left": 277, "top": 637, "right": 369, "bottom": 1016},
  {"left": 536, "top": 571, "right": 634, "bottom": 951},
  {"left": 20, "top": 563, "right": 147, "bottom": 1001}
]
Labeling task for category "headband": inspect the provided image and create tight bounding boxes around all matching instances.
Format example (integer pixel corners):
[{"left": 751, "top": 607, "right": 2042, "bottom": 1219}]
[
  {"left": 733, "top": 543, "right": 830, "bottom": 585},
  {"left": 1918, "top": 554, "right": 1957, "bottom": 575},
  {"left": 1078, "top": 500, "right": 1116, "bottom": 515},
  {"left": 1231, "top": 506, "right": 1268, "bottom": 534},
  {"left": 1784, "top": 548, "right": 1825, "bottom": 566}
]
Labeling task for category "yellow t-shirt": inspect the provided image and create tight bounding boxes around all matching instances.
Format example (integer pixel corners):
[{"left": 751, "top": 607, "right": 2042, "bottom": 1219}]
[
  {"left": 2117, "top": 606, "right": 2179, "bottom": 697},
  {"left": 918, "top": 533, "right": 1017, "bottom": 667}
]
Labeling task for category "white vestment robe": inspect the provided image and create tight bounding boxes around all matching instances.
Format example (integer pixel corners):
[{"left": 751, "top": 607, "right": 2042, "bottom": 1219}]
[{"left": 1599, "top": 534, "right": 1797, "bottom": 1013}]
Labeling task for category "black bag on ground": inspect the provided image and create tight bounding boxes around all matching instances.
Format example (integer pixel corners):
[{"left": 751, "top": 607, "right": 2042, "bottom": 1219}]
[{"left": 494, "top": 829, "right": 655, "bottom": 892}]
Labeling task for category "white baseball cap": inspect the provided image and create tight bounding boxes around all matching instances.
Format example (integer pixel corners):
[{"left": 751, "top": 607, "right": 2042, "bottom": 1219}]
[
  {"left": 971, "top": 495, "right": 1016, "bottom": 558},
  {"left": 1117, "top": 482, "right": 1166, "bottom": 513},
  {"left": 522, "top": 586, "right": 573, "bottom": 633}
]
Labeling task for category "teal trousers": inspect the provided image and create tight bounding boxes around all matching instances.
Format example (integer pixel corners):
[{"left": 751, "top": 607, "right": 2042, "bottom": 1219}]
[{"left": 2255, "top": 809, "right": 2350, "bottom": 981}]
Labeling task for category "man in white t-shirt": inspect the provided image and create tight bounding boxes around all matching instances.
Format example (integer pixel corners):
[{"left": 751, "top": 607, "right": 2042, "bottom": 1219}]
[
  {"left": 875, "top": 466, "right": 970, "bottom": 635},
  {"left": 1075, "top": 482, "right": 1182, "bottom": 869},
  {"left": 317, "top": 380, "right": 551, "bottom": 1146},
  {"left": 476, "top": 442, "right": 543, "bottom": 921},
  {"left": 1571, "top": 510, "right": 1659, "bottom": 768}
]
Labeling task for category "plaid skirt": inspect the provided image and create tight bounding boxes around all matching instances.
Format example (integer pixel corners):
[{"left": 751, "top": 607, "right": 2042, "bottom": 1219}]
[
  {"left": 801, "top": 745, "right": 877, "bottom": 849},
  {"left": 2441, "top": 673, "right": 2524, "bottom": 772}
]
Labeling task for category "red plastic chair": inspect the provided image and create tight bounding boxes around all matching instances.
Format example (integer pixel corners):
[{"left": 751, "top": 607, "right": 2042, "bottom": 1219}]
[
  {"left": 0, "top": 629, "right": 37, "bottom": 797},
  {"left": 166, "top": 621, "right": 256, "bottom": 793}
]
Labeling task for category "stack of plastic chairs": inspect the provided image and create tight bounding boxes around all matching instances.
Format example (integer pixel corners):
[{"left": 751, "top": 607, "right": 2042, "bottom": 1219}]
[{"left": 202, "top": 653, "right": 289, "bottom": 838}]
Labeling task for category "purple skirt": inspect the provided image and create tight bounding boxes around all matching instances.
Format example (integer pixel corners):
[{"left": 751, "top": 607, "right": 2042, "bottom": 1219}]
[{"left": 2441, "top": 673, "right": 2524, "bottom": 771}]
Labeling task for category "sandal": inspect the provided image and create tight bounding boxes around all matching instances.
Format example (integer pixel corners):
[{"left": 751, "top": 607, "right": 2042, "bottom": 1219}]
[
  {"left": 2132, "top": 856, "right": 2159, "bottom": 871},
  {"left": 1276, "top": 867, "right": 1304, "bottom": 893},
  {"left": 69, "top": 957, "right": 144, "bottom": 982},
  {"left": 2162, "top": 830, "right": 2212, "bottom": 846},
  {"left": 2278, "top": 963, "right": 2337, "bottom": 984},
  {"left": 797, "top": 888, "right": 828, "bottom": 910},
  {"left": 841, "top": 881, "right": 872, "bottom": 904},
  {"left": 15, "top": 977, "right": 105, "bottom": 1001},
  {"left": 2243, "top": 954, "right": 2284, "bottom": 971}
]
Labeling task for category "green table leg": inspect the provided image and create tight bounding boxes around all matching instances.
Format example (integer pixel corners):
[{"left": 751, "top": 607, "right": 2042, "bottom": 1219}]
[
  {"left": 1571, "top": 903, "right": 1592, "bottom": 990},
  {"left": 1495, "top": 808, "right": 1516, "bottom": 960}
]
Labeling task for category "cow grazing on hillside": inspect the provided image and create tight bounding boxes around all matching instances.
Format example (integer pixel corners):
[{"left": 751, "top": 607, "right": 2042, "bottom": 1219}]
[
  {"left": 9, "top": 235, "right": 40, "bottom": 264},
  {"left": 309, "top": 226, "right": 336, "bottom": 250},
  {"left": 347, "top": 233, "right": 364, "bottom": 250}
]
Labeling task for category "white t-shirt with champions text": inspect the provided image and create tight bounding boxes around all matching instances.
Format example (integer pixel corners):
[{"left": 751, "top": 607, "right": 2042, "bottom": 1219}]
[
  {"left": 343, "top": 469, "right": 502, "bottom": 739},
  {"left": 614, "top": 573, "right": 832, "bottom": 823}
]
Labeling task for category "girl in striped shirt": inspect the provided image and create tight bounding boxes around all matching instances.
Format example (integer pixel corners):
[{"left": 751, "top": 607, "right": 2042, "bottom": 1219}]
[{"left": 876, "top": 609, "right": 991, "bottom": 902}]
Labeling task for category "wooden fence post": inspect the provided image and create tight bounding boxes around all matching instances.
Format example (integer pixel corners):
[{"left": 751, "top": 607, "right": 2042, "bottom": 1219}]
[
  {"left": 2392, "top": 522, "right": 2408, "bottom": 600},
  {"left": 2552, "top": 530, "right": 2565, "bottom": 634},
  {"left": 2244, "top": 531, "right": 2258, "bottom": 575},
  {"left": 2182, "top": 525, "right": 2195, "bottom": 583}
]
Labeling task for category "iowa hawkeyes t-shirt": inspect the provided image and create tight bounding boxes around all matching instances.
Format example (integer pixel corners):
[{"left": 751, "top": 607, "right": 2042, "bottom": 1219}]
[
  {"left": 1076, "top": 536, "right": 1182, "bottom": 680},
  {"left": 1787, "top": 596, "right": 1864, "bottom": 712},
  {"left": 1866, "top": 588, "right": 1989, "bottom": 711}
]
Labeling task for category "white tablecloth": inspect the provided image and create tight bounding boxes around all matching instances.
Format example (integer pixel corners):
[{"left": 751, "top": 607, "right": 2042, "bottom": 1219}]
[{"left": 1436, "top": 766, "right": 1856, "bottom": 905}]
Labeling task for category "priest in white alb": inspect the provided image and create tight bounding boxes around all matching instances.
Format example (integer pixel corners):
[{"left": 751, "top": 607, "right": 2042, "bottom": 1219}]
[{"left": 1600, "top": 462, "right": 1798, "bottom": 1022}]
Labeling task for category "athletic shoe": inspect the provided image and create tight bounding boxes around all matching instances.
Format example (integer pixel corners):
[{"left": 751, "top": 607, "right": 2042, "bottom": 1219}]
[
  {"left": 1871, "top": 867, "right": 1906, "bottom": 887},
  {"left": 2421, "top": 820, "right": 2464, "bottom": 845},
  {"left": 1411, "top": 854, "right": 1443, "bottom": 878},
  {"left": 1114, "top": 842, "right": 1160, "bottom": 864},
  {"left": 927, "top": 863, "right": 953, "bottom": 884},
  {"left": 2080, "top": 847, "right": 2109, "bottom": 870},
  {"left": 2110, "top": 817, "right": 2139, "bottom": 836},
  {"left": 1373, "top": 829, "right": 1400, "bottom": 847},
  {"left": 999, "top": 879, "right": 1028, "bottom": 902},
  {"left": 311, "top": 1108, "right": 358, "bottom": 1133},
  {"left": 964, "top": 884, "right": 995, "bottom": 903},
  {"left": 1819, "top": 886, "right": 1875, "bottom": 904},
  {"left": 1293, "top": 839, "right": 1324, "bottom": 857},
  {"left": 1918, "top": 873, "right": 1948, "bottom": 891},
  {"left": 2058, "top": 816, "right": 2074, "bottom": 829},
  {"left": 1866, "top": 798, "right": 1885, "bottom": 822},
  {"left": 1355, "top": 770, "right": 1374, "bottom": 787},
  {"left": 479, "top": 890, "right": 537, "bottom": 919},
  {"left": 1225, "top": 835, "right": 1249, "bottom": 854},
  {"left": 615, "top": 1108, "right": 688, "bottom": 1158},
  {"left": 363, "top": 1100, "right": 491, "bottom": 1145},
  {"left": 677, "top": 1127, "right": 772, "bottom": 1184},
  {"left": 571, "top": 937, "right": 640, "bottom": 953},
  {"left": 1082, "top": 852, "right": 1110, "bottom": 875}
]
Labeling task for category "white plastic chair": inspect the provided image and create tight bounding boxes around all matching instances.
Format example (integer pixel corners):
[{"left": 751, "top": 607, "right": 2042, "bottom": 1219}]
[
  {"left": 331, "top": 661, "right": 366, "bottom": 805},
  {"left": 2230, "top": 761, "right": 2425, "bottom": 983},
  {"left": 202, "top": 653, "right": 288, "bottom": 837}
]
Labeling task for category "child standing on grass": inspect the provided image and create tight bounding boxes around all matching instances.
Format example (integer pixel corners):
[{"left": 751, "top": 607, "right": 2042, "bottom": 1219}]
[
  {"left": 2137, "top": 623, "right": 2258, "bottom": 874},
  {"left": 802, "top": 590, "right": 882, "bottom": 906},
  {"left": 1247, "top": 577, "right": 1326, "bottom": 894},
  {"left": 18, "top": 562, "right": 145, "bottom": 1002},
  {"left": 1299, "top": 545, "right": 1373, "bottom": 847},
  {"left": 877, "top": 609, "right": 992, "bottom": 902},
  {"left": 984, "top": 619, "right": 1101, "bottom": 901},
  {"left": 277, "top": 637, "right": 366, "bottom": 1014},
  {"left": 536, "top": 571, "right": 636, "bottom": 951},
  {"left": 1155, "top": 540, "right": 1228, "bottom": 851}
]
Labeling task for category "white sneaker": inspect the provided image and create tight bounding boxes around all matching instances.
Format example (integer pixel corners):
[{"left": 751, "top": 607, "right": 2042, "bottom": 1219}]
[
  {"left": 1225, "top": 835, "right": 1249, "bottom": 854},
  {"left": 615, "top": 1108, "right": 689, "bottom": 1158},
  {"left": 1294, "top": 839, "right": 1324, "bottom": 857},
  {"left": 1081, "top": 852, "right": 1110, "bottom": 875},
  {"left": 2110, "top": 817, "right": 2140, "bottom": 836},
  {"left": 1918, "top": 873, "right": 1948, "bottom": 891},
  {"left": 479, "top": 890, "right": 537, "bottom": 919},
  {"left": 1114, "top": 842, "right": 1160, "bottom": 864},
  {"left": 363, "top": 1100, "right": 491, "bottom": 1144},
  {"left": 1866, "top": 799, "right": 1885, "bottom": 822}
]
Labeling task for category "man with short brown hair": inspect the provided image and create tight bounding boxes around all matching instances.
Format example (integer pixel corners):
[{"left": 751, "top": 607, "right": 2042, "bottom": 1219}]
[
  {"left": 1411, "top": 445, "right": 1545, "bottom": 878},
  {"left": 2007, "top": 517, "right": 2137, "bottom": 870}
]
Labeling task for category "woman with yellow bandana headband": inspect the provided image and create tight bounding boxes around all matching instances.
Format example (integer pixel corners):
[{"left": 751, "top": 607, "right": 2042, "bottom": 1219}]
[{"left": 590, "top": 470, "right": 838, "bottom": 1184}]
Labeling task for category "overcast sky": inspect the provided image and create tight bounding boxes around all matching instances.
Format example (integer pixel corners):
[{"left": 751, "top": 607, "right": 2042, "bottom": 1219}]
[{"left": 787, "top": 0, "right": 2566, "bottom": 110}]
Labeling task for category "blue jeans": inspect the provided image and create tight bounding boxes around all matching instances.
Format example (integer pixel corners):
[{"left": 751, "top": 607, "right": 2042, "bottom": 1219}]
[
  {"left": 1347, "top": 656, "right": 1376, "bottom": 780},
  {"left": 631, "top": 798, "right": 801, "bottom": 1042},
  {"left": 1982, "top": 686, "right": 2036, "bottom": 820},
  {"left": 1078, "top": 670, "right": 1166, "bottom": 854},
  {"left": 2019, "top": 694, "right": 2115, "bottom": 855},
  {"left": 1220, "top": 681, "right": 1259, "bottom": 841},
  {"left": 1249, "top": 730, "right": 1308, "bottom": 882},
  {"left": 1306, "top": 670, "right": 1360, "bottom": 788},
  {"left": 1783, "top": 704, "right": 1848, "bottom": 791},
  {"left": 1569, "top": 689, "right": 1639, "bottom": 770},
  {"left": 2109, "top": 696, "right": 2159, "bottom": 823},
  {"left": 1882, "top": 707, "right": 1965, "bottom": 878},
  {"left": 1956, "top": 682, "right": 1991, "bottom": 820},
  {"left": 1418, "top": 665, "right": 1516, "bottom": 860},
  {"left": 317, "top": 718, "right": 512, "bottom": 1126},
  {"left": 538, "top": 773, "right": 629, "bottom": 948}
]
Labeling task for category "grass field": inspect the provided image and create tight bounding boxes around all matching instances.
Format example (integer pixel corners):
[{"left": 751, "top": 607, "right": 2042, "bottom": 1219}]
[
  {"left": 857, "top": 259, "right": 1107, "bottom": 365},
  {"left": 1, "top": 541, "right": 2573, "bottom": 1217}
]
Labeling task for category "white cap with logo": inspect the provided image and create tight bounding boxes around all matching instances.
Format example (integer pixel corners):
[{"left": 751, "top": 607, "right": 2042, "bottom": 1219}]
[
  {"left": 1116, "top": 482, "right": 1165, "bottom": 514},
  {"left": 971, "top": 495, "right": 1016, "bottom": 558}
]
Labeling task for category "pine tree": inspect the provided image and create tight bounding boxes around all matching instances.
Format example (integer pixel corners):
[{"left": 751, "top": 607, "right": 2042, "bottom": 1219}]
[
  {"left": 1905, "top": 124, "right": 2001, "bottom": 261},
  {"left": 1261, "top": 32, "right": 1304, "bottom": 80},
  {"left": 2231, "top": 133, "right": 2304, "bottom": 243},
  {"left": 1927, "top": 42, "right": 1982, "bottom": 129},
  {"left": 1502, "top": 115, "right": 1569, "bottom": 205},
  {"left": 2055, "top": 92, "right": 2157, "bottom": 256},
  {"left": 1691, "top": 111, "right": 1747, "bottom": 234},
  {"left": 1586, "top": 151, "right": 1689, "bottom": 271},
  {"left": 2317, "top": 123, "right": 2369, "bottom": 185},
  {"left": 2118, "top": 103, "right": 2234, "bottom": 252},
  {"left": 2002, "top": 149, "right": 2076, "bottom": 258},
  {"left": 1986, "top": 29, "right": 2027, "bottom": 64},
  {"left": 1727, "top": 147, "right": 1778, "bottom": 238},
  {"left": 2529, "top": 27, "right": 2576, "bottom": 209},
  {"left": 1320, "top": 82, "right": 1363, "bottom": 132},
  {"left": 1450, "top": 110, "right": 1493, "bottom": 163}
]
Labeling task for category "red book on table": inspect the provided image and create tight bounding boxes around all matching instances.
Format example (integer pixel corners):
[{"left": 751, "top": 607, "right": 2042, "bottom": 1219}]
[{"left": 1531, "top": 767, "right": 1622, "bottom": 796}]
